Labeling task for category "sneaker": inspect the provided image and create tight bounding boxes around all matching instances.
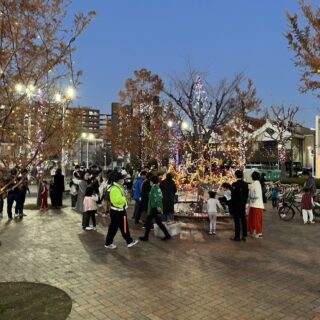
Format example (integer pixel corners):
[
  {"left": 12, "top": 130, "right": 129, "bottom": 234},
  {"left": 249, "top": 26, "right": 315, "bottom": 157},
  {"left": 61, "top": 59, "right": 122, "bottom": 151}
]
[
  {"left": 209, "top": 231, "right": 213, "bottom": 235},
  {"left": 310, "top": 220, "right": 316, "bottom": 224},
  {"left": 104, "top": 244, "right": 117, "bottom": 249},
  {"left": 127, "top": 240, "right": 139, "bottom": 248},
  {"left": 212, "top": 232, "right": 216, "bottom": 235},
  {"left": 85, "top": 226, "right": 93, "bottom": 231},
  {"left": 93, "top": 227, "right": 97, "bottom": 231},
  {"left": 139, "top": 236, "right": 148, "bottom": 241},
  {"left": 161, "top": 235, "right": 171, "bottom": 241}
]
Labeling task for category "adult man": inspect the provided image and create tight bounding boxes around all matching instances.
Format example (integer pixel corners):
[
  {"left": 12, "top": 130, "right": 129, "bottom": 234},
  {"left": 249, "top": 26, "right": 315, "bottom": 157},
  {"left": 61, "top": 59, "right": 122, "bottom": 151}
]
[
  {"left": 133, "top": 171, "right": 146, "bottom": 224},
  {"left": 105, "top": 172, "right": 138, "bottom": 249},
  {"left": 7, "top": 168, "right": 20, "bottom": 220},
  {"left": 302, "top": 170, "right": 317, "bottom": 197},
  {"left": 139, "top": 176, "right": 171, "bottom": 242},
  {"left": 230, "top": 170, "right": 249, "bottom": 241}
]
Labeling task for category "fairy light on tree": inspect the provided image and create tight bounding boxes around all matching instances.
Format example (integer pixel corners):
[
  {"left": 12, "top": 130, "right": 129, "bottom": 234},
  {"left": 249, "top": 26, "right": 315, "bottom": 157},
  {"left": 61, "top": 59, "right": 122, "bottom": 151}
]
[{"left": 0, "top": 1, "right": 95, "bottom": 195}]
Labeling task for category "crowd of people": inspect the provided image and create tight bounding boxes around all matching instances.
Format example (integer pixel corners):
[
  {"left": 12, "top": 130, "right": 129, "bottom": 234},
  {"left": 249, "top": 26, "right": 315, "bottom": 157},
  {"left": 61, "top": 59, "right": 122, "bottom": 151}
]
[{"left": 0, "top": 164, "right": 317, "bottom": 247}]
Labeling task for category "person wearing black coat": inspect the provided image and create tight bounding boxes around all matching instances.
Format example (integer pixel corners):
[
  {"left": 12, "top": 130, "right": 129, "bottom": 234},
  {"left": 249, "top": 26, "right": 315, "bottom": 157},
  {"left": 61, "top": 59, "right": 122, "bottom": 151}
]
[
  {"left": 230, "top": 170, "right": 249, "bottom": 241},
  {"left": 159, "top": 173, "right": 177, "bottom": 221},
  {"left": 52, "top": 168, "right": 65, "bottom": 209},
  {"left": 140, "top": 173, "right": 152, "bottom": 220},
  {"left": 260, "top": 173, "right": 267, "bottom": 203}
]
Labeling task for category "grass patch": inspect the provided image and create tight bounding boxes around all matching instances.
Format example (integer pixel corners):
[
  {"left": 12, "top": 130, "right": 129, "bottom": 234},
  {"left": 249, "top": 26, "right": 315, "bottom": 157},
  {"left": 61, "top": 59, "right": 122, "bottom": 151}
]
[{"left": 0, "top": 282, "right": 72, "bottom": 320}]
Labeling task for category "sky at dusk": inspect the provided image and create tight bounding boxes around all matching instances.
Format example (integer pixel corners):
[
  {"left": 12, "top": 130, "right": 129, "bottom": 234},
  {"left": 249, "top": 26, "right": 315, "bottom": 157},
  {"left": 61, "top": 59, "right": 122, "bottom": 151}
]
[{"left": 67, "top": 0, "right": 318, "bottom": 128}]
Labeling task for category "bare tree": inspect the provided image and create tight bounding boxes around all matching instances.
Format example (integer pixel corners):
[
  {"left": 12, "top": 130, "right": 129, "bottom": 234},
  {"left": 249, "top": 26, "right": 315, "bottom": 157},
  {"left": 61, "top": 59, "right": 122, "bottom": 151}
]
[
  {"left": 265, "top": 105, "right": 299, "bottom": 178},
  {"left": 286, "top": 0, "right": 320, "bottom": 94},
  {"left": 221, "top": 79, "right": 262, "bottom": 168},
  {"left": 164, "top": 67, "right": 243, "bottom": 153}
]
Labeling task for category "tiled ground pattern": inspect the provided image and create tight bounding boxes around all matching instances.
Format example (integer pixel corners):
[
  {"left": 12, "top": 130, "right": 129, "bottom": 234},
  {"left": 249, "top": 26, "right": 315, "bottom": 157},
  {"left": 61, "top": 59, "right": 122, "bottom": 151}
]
[{"left": 0, "top": 196, "right": 320, "bottom": 320}]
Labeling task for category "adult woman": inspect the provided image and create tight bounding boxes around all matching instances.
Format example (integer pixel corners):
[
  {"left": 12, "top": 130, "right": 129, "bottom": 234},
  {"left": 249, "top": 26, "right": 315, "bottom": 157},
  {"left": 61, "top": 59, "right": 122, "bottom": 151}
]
[
  {"left": 52, "top": 168, "right": 65, "bottom": 209},
  {"left": 248, "top": 171, "right": 264, "bottom": 239},
  {"left": 76, "top": 171, "right": 90, "bottom": 213},
  {"left": 159, "top": 173, "right": 177, "bottom": 221}
]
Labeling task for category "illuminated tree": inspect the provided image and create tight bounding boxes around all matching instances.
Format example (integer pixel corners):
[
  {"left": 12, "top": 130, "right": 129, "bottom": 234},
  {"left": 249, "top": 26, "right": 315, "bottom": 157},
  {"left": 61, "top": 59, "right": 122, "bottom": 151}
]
[
  {"left": 164, "top": 67, "right": 243, "bottom": 156},
  {"left": 0, "top": 0, "right": 95, "bottom": 183},
  {"left": 221, "top": 79, "right": 262, "bottom": 168}
]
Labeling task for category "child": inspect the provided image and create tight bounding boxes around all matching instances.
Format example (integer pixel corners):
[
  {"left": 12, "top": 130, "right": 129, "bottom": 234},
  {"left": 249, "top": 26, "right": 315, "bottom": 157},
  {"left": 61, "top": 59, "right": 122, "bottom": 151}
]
[
  {"left": 219, "top": 183, "right": 232, "bottom": 213},
  {"left": 272, "top": 183, "right": 280, "bottom": 208},
  {"left": 207, "top": 191, "right": 223, "bottom": 235},
  {"left": 69, "top": 177, "right": 78, "bottom": 209},
  {"left": 82, "top": 186, "right": 98, "bottom": 231},
  {"left": 301, "top": 188, "right": 315, "bottom": 224},
  {"left": 40, "top": 180, "right": 49, "bottom": 211}
]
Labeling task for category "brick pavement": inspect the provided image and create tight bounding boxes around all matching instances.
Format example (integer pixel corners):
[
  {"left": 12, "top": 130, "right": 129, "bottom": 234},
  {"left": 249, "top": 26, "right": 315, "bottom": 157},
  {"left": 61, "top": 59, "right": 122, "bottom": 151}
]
[{"left": 0, "top": 196, "right": 320, "bottom": 320}]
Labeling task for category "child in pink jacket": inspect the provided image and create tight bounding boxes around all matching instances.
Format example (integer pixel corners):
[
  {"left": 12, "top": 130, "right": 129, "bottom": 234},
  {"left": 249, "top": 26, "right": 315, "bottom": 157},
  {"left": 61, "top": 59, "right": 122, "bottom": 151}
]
[{"left": 82, "top": 186, "right": 98, "bottom": 231}]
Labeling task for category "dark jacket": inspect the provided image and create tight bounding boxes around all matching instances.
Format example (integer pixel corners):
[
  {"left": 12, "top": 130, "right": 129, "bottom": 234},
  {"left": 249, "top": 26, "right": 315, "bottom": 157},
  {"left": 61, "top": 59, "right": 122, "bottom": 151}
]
[
  {"left": 141, "top": 179, "right": 151, "bottom": 212},
  {"left": 53, "top": 174, "right": 65, "bottom": 193},
  {"left": 260, "top": 177, "right": 267, "bottom": 203},
  {"left": 159, "top": 178, "right": 177, "bottom": 215},
  {"left": 230, "top": 179, "right": 249, "bottom": 213}
]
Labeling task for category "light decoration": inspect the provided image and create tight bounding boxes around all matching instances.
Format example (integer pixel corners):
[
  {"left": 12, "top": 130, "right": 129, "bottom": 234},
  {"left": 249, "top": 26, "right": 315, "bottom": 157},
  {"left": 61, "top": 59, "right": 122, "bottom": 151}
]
[
  {"left": 34, "top": 90, "right": 45, "bottom": 178},
  {"left": 278, "top": 143, "right": 286, "bottom": 164},
  {"left": 194, "top": 75, "right": 209, "bottom": 119}
]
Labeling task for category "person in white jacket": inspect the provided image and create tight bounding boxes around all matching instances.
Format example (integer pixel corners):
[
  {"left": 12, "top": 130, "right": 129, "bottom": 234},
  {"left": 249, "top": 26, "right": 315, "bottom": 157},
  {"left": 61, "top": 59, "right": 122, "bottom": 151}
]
[
  {"left": 248, "top": 171, "right": 264, "bottom": 239},
  {"left": 83, "top": 186, "right": 98, "bottom": 231}
]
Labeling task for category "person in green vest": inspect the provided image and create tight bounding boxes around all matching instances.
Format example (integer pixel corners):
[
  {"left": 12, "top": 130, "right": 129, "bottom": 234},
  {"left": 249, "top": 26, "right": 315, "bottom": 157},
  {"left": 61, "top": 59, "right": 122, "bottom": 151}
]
[
  {"left": 139, "top": 176, "right": 171, "bottom": 241},
  {"left": 105, "top": 172, "right": 138, "bottom": 249}
]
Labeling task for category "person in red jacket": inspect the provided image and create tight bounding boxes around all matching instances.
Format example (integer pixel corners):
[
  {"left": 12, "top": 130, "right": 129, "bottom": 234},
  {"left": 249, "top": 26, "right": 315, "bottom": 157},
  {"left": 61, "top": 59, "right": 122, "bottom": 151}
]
[
  {"left": 40, "top": 180, "right": 49, "bottom": 211},
  {"left": 301, "top": 188, "right": 315, "bottom": 224}
]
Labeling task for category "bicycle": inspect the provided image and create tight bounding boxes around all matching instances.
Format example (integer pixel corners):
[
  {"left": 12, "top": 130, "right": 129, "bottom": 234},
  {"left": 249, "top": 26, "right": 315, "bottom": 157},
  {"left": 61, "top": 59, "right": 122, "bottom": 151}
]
[{"left": 278, "top": 190, "right": 320, "bottom": 222}]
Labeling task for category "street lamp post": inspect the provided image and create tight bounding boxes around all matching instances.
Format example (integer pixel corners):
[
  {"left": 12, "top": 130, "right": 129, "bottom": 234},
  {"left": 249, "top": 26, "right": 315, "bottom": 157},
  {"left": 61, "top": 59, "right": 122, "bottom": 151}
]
[{"left": 81, "top": 132, "right": 95, "bottom": 169}]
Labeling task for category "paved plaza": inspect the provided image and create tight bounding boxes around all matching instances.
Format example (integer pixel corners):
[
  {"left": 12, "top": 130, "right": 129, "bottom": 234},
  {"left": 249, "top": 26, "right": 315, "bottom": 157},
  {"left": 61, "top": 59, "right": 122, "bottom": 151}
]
[{"left": 0, "top": 195, "right": 320, "bottom": 320}]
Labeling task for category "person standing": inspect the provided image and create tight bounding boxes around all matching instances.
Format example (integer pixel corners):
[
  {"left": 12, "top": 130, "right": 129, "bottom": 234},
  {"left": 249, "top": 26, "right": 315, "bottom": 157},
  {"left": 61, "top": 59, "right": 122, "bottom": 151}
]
[
  {"left": 159, "top": 173, "right": 177, "bottom": 221},
  {"left": 271, "top": 183, "right": 280, "bottom": 208},
  {"left": 230, "top": 170, "right": 249, "bottom": 241},
  {"left": 207, "top": 191, "right": 223, "bottom": 235},
  {"left": 260, "top": 173, "right": 267, "bottom": 204},
  {"left": 141, "top": 172, "right": 152, "bottom": 225},
  {"left": 69, "top": 177, "right": 78, "bottom": 209},
  {"left": 133, "top": 171, "right": 146, "bottom": 224},
  {"left": 140, "top": 176, "right": 171, "bottom": 241},
  {"left": 76, "top": 172, "right": 89, "bottom": 213},
  {"left": 52, "top": 168, "right": 65, "bottom": 209},
  {"left": 248, "top": 171, "right": 264, "bottom": 239},
  {"left": 40, "top": 180, "right": 49, "bottom": 211},
  {"left": 301, "top": 188, "right": 315, "bottom": 224},
  {"left": 82, "top": 186, "right": 98, "bottom": 230},
  {"left": 15, "top": 169, "right": 30, "bottom": 218},
  {"left": 302, "top": 170, "right": 317, "bottom": 198},
  {"left": 105, "top": 172, "right": 138, "bottom": 249},
  {"left": 6, "top": 169, "right": 20, "bottom": 220}
]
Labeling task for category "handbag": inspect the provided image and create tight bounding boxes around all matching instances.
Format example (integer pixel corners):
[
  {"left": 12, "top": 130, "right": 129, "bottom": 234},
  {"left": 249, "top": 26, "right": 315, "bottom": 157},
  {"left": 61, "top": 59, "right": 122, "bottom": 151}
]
[{"left": 249, "top": 190, "right": 257, "bottom": 201}]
